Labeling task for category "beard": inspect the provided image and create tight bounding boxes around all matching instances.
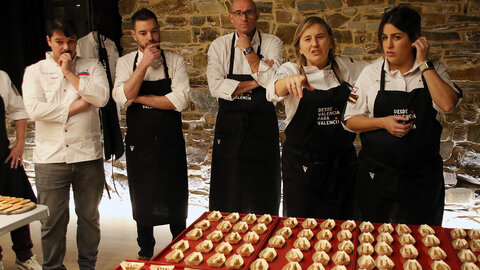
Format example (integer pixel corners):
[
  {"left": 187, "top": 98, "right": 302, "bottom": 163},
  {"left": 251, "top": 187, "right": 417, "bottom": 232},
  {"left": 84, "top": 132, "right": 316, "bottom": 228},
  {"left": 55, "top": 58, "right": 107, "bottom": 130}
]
[{"left": 137, "top": 39, "right": 159, "bottom": 50}]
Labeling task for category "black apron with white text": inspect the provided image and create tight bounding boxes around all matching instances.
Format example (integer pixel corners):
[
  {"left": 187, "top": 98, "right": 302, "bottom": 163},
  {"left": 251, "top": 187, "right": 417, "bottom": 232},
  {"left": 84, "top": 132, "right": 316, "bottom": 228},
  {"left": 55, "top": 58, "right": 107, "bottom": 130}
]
[
  {"left": 209, "top": 33, "right": 281, "bottom": 215},
  {"left": 356, "top": 61, "right": 444, "bottom": 225},
  {"left": 125, "top": 51, "right": 188, "bottom": 225},
  {"left": 282, "top": 67, "right": 356, "bottom": 220},
  {"left": 0, "top": 95, "right": 36, "bottom": 201}
]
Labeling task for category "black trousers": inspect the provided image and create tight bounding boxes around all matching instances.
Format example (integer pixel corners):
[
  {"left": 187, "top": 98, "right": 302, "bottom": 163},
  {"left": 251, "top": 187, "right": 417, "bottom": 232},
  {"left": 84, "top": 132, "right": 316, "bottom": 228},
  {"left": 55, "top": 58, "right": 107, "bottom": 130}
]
[{"left": 136, "top": 220, "right": 186, "bottom": 258}]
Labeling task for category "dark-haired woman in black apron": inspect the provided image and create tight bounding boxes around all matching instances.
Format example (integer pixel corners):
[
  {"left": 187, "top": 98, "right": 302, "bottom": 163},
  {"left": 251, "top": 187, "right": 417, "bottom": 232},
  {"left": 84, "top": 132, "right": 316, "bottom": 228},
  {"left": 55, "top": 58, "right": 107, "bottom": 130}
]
[
  {"left": 344, "top": 6, "right": 460, "bottom": 225},
  {"left": 209, "top": 32, "right": 281, "bottom": 215},
  {"left": 125, "top": 50, "right": 188, "bottom": 259},
  {"left": 267, "top": 17, "right": 366, "bottom": 220}
]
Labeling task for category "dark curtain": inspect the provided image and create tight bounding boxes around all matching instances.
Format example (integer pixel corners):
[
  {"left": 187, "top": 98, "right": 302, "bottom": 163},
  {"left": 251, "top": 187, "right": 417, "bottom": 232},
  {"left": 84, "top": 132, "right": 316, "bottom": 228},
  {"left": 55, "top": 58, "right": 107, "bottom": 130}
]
[{"left": 0, "top": 0, "right": 47, "bottom": 92}]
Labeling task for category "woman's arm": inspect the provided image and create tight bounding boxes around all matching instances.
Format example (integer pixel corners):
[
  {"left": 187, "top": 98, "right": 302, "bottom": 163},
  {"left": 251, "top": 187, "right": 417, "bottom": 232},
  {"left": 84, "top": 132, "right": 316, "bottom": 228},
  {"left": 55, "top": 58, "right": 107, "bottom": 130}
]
[{"left": 345, "top": 115, "right": 412, "bottom": 138}]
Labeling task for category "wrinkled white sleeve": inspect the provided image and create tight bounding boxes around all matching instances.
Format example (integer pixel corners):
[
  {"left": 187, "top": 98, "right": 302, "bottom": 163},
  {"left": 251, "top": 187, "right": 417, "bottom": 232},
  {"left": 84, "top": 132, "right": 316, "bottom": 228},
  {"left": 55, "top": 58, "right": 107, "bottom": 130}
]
[
  {"left": 206, "top": 40, "right": 239, "bottom": 101},
  {"left": 112, "top": 56, "right": 132, "bottom": 107},
  {"left": 0, "top": 71, "right": 29, "bottom": 120},
  {"left": 77, "top": 60, "right": 109, "bottom": 107},
  {"left": 432, "top": 60, "right": 461, "bottom": 112},
  {"left": 343, "top": 69, "right": 372, "bottom": 122},
  {"left": 251, "top": 36, "right": 284, "bottom": 89},
  {"left": 165, "top": 53, "right": 190, "bottom": 112},
  {"left": 22, "top": 66, "right": 70, "bottom": 124},
  {"left": 266, "top": 62, "right": 298, "bottom": 102}
]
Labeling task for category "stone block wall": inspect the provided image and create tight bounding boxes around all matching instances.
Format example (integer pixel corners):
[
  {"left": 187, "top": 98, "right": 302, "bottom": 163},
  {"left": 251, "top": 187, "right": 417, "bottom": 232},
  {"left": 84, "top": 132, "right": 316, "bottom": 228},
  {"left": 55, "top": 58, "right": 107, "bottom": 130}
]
[{"left": 118, "top": 0, "right": 480, "bottom": 189}]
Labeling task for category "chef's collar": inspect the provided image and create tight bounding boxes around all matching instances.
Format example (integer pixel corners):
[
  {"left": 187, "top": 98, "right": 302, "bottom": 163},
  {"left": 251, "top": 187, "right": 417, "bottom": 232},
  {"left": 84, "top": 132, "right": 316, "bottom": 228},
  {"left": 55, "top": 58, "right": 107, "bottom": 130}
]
[
  {"left": 303, "top": 62, "right": 333, "bottom": 74},
  {"left": 383, "top": 57, "right": 420, "bottom": 76}
]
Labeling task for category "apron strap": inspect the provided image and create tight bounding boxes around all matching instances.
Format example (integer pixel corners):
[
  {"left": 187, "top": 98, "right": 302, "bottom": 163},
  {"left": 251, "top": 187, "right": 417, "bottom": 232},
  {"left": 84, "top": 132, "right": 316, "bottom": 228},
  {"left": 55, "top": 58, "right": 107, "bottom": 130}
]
[
  {"left": 228, "top": 30, "right": 263, "bottom": 75},
  {"left": 133, "top": 50, "right": 170, "bottom": 80},
  {"left": 380, "top": 60, "right": 386, "bottom": 92}
]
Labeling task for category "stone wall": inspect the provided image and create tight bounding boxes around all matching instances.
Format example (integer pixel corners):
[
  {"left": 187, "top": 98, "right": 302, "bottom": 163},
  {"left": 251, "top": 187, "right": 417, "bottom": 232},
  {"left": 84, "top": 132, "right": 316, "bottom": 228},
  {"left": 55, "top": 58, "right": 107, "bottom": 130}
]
[{"left": 117, "top": 0, "right": 480, "bottom": 192}]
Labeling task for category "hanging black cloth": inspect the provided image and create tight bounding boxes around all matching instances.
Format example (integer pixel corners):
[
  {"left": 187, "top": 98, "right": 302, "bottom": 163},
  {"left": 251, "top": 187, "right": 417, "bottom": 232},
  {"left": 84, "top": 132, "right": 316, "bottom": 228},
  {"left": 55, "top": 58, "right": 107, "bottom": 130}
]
[{"left": 97, "top": 31, "right": 124, "bottom": 160}]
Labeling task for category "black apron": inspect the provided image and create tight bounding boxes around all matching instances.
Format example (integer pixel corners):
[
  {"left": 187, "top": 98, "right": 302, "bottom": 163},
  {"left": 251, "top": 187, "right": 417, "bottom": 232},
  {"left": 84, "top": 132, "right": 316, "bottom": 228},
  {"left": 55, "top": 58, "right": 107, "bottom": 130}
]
[
  {"left": 282, "top": 65, "right": 356, "bottom": 220},
  {"left": 356, "top": 61, "right": 444, "bottom": 225},
  {"left": 125, "top": 51, "right": 188, "bottom": 226},
  {"left": 209, "top": 32, "right": 281, "bottom": 215},
  {"left": 0, "top": 95, "right": 36, "bottom": 202}
]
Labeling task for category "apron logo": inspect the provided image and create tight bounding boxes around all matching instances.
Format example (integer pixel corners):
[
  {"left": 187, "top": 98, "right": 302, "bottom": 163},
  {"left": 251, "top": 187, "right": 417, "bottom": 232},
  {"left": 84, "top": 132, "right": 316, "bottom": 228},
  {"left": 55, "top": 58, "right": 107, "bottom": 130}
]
[
  {"left": 303, "top": 166, "right": 308, "bottom": 173},
  {"left": 130, "top": 146, "right": 135, "bottom": 151},
  {"left": 369, "top": 172, "right": 375, "bottom": 179},
  {"left": 217, "top": 139, "right": 221, "bottom": 145}
]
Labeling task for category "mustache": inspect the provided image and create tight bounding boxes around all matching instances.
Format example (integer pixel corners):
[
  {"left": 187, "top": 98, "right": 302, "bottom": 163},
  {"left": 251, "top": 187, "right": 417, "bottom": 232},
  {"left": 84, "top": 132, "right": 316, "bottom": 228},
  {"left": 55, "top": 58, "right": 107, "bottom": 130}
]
[{"left": 62, "top": 51, "right": 72, "bottom": 55}]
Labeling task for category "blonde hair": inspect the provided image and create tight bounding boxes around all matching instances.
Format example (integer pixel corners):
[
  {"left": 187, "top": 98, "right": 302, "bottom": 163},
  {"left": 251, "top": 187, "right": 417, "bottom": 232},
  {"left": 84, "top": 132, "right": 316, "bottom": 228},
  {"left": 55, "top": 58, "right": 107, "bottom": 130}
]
[{"left": 293, "top": 16, "right": 343, "bottom": 83}]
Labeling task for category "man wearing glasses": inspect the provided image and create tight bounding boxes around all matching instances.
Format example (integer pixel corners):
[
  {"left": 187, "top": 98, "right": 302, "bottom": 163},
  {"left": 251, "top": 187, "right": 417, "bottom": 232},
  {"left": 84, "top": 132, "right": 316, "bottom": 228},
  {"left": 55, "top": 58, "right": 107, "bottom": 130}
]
[{"left": 207, "top": 0, "right": 283, "bottom": 215}]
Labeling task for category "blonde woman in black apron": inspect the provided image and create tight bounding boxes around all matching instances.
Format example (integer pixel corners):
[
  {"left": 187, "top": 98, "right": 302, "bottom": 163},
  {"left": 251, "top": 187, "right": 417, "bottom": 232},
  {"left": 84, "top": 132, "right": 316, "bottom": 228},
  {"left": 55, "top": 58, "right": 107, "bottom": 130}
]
[
  {"left": 267, "top": 17, "right": 366, "bottom": 219},
  {"left": 344, "top": 6, "right": 460, "bottom": 226}
]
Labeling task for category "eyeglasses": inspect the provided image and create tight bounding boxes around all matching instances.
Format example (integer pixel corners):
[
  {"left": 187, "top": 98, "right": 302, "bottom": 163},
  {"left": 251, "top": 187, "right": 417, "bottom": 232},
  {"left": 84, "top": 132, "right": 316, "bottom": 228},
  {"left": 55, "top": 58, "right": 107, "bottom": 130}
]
[{"left": 231, "top": 10, "right": 256, "bottom": 18}]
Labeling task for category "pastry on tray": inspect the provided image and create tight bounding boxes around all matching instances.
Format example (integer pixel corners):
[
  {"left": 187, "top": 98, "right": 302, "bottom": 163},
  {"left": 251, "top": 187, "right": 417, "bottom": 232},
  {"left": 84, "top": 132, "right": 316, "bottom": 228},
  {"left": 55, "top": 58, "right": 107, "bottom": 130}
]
[
  {"left": 403, "top": 259, "right": 422, "bottom": 270},
  {"left": 285, "top": 248, "right": 303, "bottom": 262},
  {"left": 237, "top": 243, "right": 255, "bottom": 257},
  {"left": 316, "top": 229, "right": 332, "bottom": 241},
  {"left": 357, "top": 255, "right": 375, "bottom": 270},
  {"left": 226, "top": 254, "right": 244, "bottom": 269},
  {"left": 252, "top": 223, "right": 268, "bottom": 235},
  {"left": 258, "top": 247, "right": 277, "bottom": 262},
  {"left": 422, "top": 234, "right": 441, "bottom": 247},
  {"left": 375, "top": 255, "right": 394, "bottom": 270},
  {"left": 357, "top": 242, "right": 374, "bottom": 256},
  {"left": 320, "top": 219, "right": 335, "bottom": 230},
  {"left": 171, "top": 239, "right": 189, "bottom": 252},
  {"left": 376, "top": 232, "right": 393, "bottom": 245},
  {"left": 418, "top": 224, "right": 435, "bottom": 237},
  {"left": 302, "top": 218, "right": 318, "bottom": 229},
  {"left": 307, "top": 263, "right": 326, "bottom": 270},
  {"left": 225, "top": 212, "right": 240, "bottom": 223},
  {"left": 399, "top": 233, "right": 416, "bottom": 246},
  {"left": 195, "top": 239, "right": 213, "bottom": 253},
  {"left": 337, "top": 230, "right": 352, "bottom": 241},
  {"left": 470, "top": 239, "right": 480, "bottom": 252},
  {"left": 378, "top": 223, "right": 394, "bottom": 234},
  {"left": 282, "top": 262, "right": 302, "bottom": 270},
  {"left": 283, "top": 217, "right": 298, "bottom": 228},
  {"left": 337, "top": 240, "right": 354, "bottom": 254},
  {"left": 400, "top": 244, "right": 418, "bottom": 259},
  {"left": 340, "top": 220, "right": 356, "bottom": 231},
  {"left": 217, "top": 220, "right": 232, "bottom": 233},
  {"left": 450, "top": 228, "right": 467, "bottom": 240},
  {"left": 395, "top": 224, "right": 411, "bottom": 235},
  {"left": 469, "top": 229, "right": 480, "bottom": 240},
  {"left": 276, "top": 227, "right": 293, "bottom": 239},
  {"left": 314, "top": 239, "right": 332, "bottom": 252},
  {"left": 243, "top": 231, "right": 260, "bottom": 244},
  {"left": 258, "top": 214, "right": 272, "bottom": 225},
  {"left": 185, "top": 228, "right": 203, "bottom": 240},
  {"left": 359, "top": 232, "right": 374, "bottom": 244},
  {"left": 206, "top": 253, "right": 226, "bottom": 268},
  {"left": 215, "top": 241, "right": 233, "bottom": 255},
  {"left": 242, "top": 213, "right": 257, "bottom": 225},
  {"left": 207, "top": 230, "right": 224, "bottom": 242},
  {"left": 208, "top": 210, "right": 222, "bottom": 221},
  {"left": 431, "top": 260, "right": 451, "bottom": 270},
  {"left": 297, "top": 229, "right": 314, "bottom": 240},
  {"left": 120, "top": 261, "right": 144, "bottom": 270},
  {"left": 332, "top": 250, "right": 350, "bottom": 266},
  {"left": 375, "top": 242, "right": 393, "bottom": 256},
  {"left": 429, "top": 246, "right": 447, "bottom": 260},
  {"left": 359, "top": 221, "right": 374, "bottom": 233},
  {"left": 268, "top": 235, "right": 286, "bottom": 248},
  {"left": 194, "top": 219, "right": 210, "bottom": 231},
  {"left": 458, "top": 249, "right": 477, "bottom": 263},
  {"left": 184, "top": 251, "right": 203, "bottom": 266},
  {"left": 461, "top": 262, "right": 480, "bottom": 270},
  {"left": 293, "top": 236, "right": 311, "bottom": 251},
  {"left": 331, "top": 266, "right": 347, "bottom": 270},
  {"left": 233, "top": 221, "right": 249, "bottom": 233},
  {"left": 225, "top": 232, "right": 242, "bottom": 244},
  {"left": 452, "top": 238, "right": 469, "bottom": 250},
  {"left": 250, "top": 258, "right": 269, "bottom": 270},
  {"left": 312, "top": 251, "right": 329, "bottom": 265},
  {"left": 165, "top": 249, "right": 184, "bottom": 263}
]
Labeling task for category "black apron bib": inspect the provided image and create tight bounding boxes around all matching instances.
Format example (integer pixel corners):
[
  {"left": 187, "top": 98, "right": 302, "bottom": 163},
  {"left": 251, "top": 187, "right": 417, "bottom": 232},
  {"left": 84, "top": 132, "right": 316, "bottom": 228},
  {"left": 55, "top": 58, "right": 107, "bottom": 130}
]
[
  {"left": 0, "top": 95, "right": 36, "bottom": 201},
  {"left": 126, "top": 51, "right": 188, "bottom": 225},
  {"left": 356, "top": 61, "right": 444, "bottom": 225},
  {"left": 282, "top": 66, "right": 356, "bottom": 220},
  {"left": 209, "top": 33, "right": 281, "bottom": 215}
]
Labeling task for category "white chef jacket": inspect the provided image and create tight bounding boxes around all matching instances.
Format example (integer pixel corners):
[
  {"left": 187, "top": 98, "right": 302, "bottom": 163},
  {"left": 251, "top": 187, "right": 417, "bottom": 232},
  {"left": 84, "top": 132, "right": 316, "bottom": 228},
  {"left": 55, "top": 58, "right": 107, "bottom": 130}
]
[
  {"left": 22, "top": 52, "right": 109, "bottom": 164},
  {"left": 266, "top": 56, "right": 367, "bottom": 126},
  {"left": 112, "top": 50, "right": 190, "bottom": 111},
  {"left": 207, "top": 30, "right": 283, "bottom": 101},
  {"left": 76, "top": 31, "right": 119, "bottom": 84},
  {"left": 344, "top": 57, "right": 459, "bottom": 122},
  {"left": 0, "top": 70, "right": 29, "bottom": 121}
]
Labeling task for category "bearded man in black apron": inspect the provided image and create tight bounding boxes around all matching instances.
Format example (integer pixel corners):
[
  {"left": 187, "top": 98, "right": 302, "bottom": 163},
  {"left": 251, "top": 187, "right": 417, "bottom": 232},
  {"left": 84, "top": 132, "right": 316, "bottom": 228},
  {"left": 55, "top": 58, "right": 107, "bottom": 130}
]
[
  {"left": 344, "top": 6, "right": 460, "bottom": 226},
  {"left": 112, "top": 8, "right": 189, "bottom": 260},
  {"left": 206, "top": 0, "right": 283, "bottom": 215}
]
